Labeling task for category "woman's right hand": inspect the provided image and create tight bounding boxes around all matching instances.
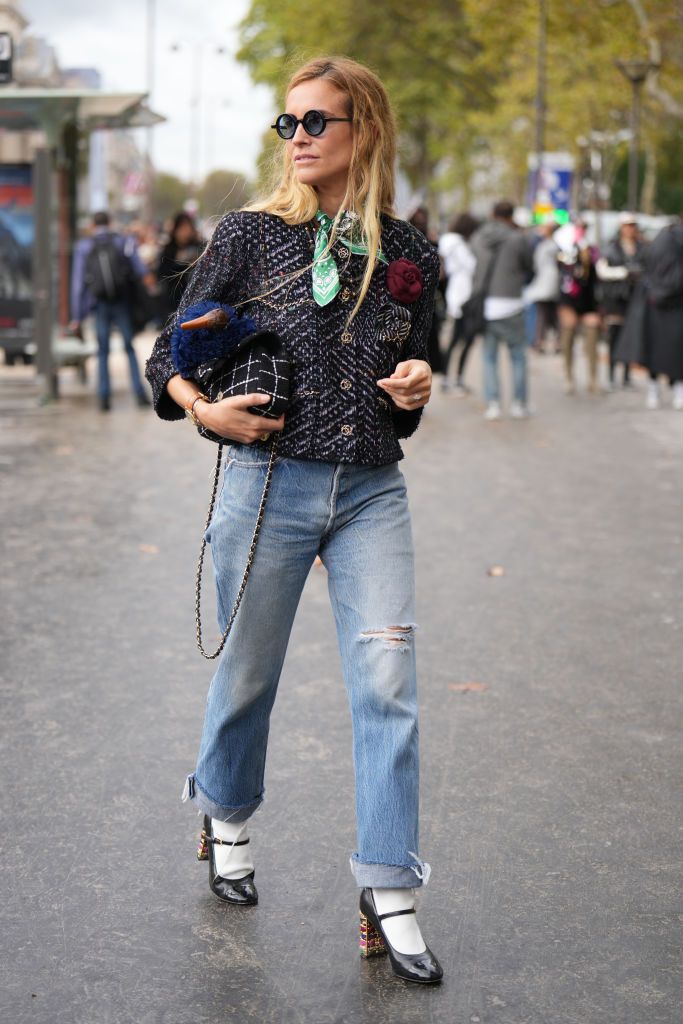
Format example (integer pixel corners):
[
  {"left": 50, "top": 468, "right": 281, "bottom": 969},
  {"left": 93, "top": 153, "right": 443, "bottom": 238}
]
[{"left": 196, "top": 393, "right": 285, "bottom": 444}]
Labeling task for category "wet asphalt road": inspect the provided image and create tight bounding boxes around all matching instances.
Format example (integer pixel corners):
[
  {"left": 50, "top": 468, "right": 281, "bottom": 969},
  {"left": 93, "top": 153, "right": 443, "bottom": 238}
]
[{"left": 1, "top": 337, "right": 681, "bottom": 1024}]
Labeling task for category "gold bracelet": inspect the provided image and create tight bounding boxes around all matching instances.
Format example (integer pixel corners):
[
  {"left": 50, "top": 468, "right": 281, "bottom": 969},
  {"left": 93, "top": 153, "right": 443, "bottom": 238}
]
[{"left": 184, "top": 392, "right": 209, "bottom": 428}]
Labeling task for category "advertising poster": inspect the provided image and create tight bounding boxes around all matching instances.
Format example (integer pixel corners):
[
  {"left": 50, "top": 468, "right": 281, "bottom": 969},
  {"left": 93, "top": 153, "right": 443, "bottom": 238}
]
[{"left": 0, "top": 163, "right": 34, "bottom": 353}]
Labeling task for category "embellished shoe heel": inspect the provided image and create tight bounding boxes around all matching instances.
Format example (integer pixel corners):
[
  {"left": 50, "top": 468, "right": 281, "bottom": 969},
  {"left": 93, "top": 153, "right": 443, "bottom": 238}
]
[
  {"left": 197, "top": 826, "right": 209, "bottom": 861},
  {"left": 359, "top": 911, "right": 387, "bottom": 958},
  {"left": 359, "top": 888, "right": 443, "bottom": 984}
]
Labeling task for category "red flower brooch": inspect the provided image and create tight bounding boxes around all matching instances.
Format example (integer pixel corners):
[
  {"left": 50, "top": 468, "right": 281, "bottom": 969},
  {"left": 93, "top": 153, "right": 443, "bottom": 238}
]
[{"left": 386, "top": 258, "right": 423, "bottom": 304}]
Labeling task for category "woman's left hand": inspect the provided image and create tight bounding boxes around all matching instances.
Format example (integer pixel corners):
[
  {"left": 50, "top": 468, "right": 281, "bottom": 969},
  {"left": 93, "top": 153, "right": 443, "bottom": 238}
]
[{"left": 377, "top": 359, "right": 432, "bottom": 411}]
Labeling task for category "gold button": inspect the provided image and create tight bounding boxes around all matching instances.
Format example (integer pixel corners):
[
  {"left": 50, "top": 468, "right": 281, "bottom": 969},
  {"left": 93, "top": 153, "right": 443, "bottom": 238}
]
[
  {"left": 341, "top": 287, "right": 352, "bottom": 301},
  {"left": 341, "top": 424, "right": 354, "bottom": 436},
  {"left": 340, "top": 378, "right": 352, "bottom": 390},
  {"left": 341, "top": 329, "right": 352, "bottom": 345}
]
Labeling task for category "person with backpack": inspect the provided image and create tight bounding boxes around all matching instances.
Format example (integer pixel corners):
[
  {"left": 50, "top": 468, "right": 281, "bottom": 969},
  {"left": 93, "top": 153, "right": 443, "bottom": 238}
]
[
  {"left": 617, "top": 217, "right": 683, "bottom": 410},
  {"left": 70, "top": 211, "right": 154, "bottom": 411}
]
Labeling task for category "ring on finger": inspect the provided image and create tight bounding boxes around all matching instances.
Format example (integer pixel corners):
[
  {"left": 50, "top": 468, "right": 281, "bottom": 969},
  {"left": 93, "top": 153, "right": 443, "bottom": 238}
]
[
  {"left": 259, "top": 432, "right": 269, "bottom": 441},
  {"left": 411, "top": 393, "right": 423, "bottom": 403}
]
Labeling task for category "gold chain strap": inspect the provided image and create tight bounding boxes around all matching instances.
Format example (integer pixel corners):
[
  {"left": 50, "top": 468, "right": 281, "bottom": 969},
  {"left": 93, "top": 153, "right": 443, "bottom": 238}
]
[{"left": 195, "top": 435, "right": 279, "bottom": 660}]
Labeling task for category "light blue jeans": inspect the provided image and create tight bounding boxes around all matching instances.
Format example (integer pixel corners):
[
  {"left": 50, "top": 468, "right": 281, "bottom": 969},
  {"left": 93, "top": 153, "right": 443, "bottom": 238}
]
[
  {"left": 94, "top": 300, "right": 145, "bottom": 400},
  {"left": 183, "top": 442, "right": 429, "bottom": 889},
  {"left": 483, "top": 311, "right": 528, "bottom": 404}
]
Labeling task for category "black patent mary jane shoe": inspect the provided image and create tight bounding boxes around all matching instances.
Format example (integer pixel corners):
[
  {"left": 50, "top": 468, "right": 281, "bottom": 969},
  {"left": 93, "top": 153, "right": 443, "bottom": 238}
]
[
  {"left": 359, "top": 888, "right": 443, "bottom": 984},
  {"left": 197, "top": 815, "right": 258, "bottom": 906}
]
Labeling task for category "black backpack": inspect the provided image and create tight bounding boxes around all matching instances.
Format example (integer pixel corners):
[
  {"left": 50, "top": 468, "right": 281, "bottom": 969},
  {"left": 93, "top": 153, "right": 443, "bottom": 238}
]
[{"left": 84, "top": 233, "right": 133, "bottom": 302}]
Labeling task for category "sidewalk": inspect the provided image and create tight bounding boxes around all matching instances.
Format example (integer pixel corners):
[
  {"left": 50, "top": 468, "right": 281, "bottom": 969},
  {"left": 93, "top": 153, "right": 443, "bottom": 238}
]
[{"left": 1, "top": 336, "right": 681, "bottom": 1024}]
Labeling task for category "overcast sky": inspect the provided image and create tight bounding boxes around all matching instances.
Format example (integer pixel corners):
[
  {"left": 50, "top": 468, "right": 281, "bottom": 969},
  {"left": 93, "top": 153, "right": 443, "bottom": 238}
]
[{"left": 22, "top": 0, "right": 276, "bottom": 182}]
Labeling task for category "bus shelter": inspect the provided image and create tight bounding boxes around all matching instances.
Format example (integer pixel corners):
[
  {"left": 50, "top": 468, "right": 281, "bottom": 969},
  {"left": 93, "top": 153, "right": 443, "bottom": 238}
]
[{"left": 0, "top": 88, "right": 164, "bottom": 397}]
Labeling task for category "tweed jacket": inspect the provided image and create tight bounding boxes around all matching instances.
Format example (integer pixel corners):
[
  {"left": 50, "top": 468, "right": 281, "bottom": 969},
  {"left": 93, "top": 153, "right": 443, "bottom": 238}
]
[{"left": 145, "top": 210, "right": 439, "bottom": 465}]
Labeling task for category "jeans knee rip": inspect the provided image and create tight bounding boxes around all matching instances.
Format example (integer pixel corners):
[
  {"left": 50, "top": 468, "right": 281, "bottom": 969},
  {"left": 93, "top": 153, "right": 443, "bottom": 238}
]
[{"left": 358, "top": 623, "right": 416, "bottom": 653}]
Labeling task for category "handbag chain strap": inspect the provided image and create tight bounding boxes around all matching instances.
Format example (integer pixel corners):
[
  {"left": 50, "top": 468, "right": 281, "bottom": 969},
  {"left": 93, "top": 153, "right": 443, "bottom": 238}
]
[{"left": 195, "top": 435, "right": 279, "bottom": 660}]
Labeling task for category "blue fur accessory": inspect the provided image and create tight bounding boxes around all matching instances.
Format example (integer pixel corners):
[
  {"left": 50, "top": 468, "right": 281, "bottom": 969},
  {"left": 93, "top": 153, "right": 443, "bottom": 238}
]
[{"left": 170, "top": 301, "right": 258, "bottom": 378}]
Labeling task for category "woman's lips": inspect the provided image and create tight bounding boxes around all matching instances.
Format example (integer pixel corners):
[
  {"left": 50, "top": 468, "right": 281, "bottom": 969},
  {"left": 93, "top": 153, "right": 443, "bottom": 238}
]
[{"left": 294, "top": 155, "right": 318, "bottom": 163}]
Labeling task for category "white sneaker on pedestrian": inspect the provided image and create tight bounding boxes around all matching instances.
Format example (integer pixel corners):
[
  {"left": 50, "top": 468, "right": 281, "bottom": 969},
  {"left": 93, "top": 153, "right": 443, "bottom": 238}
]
[
  {"left": 672, "top": 383, "right": 683, "bottom": 410},
  {"left": 510, "top": 401, "right": 529, "bottom": 419},
  {"left": 453, "top": 381, "right": 468, "bottom": 398},
  {"left": 646, "top": 382, "right": 660, "bottom": 410},
  {"left": 484, "top": 401, "right": 502, "bottom": 421}
]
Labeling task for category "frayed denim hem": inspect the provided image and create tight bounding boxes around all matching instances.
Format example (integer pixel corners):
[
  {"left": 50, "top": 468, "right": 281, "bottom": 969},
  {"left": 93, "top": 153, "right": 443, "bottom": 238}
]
[
  {"left": 181, "top": 773, "right": 262, "bottom": 823},
  {"left": 350, "top": 852, "right": 431, "bottom": 889}
]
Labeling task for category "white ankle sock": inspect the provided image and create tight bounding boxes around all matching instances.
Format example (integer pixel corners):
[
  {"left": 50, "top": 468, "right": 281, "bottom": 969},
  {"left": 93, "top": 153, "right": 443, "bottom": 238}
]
[
  {"left": 372, "top": 887, "right": 426, "bottom": 955},
  {"left": 211, "top": 818, "right": 254, "bottom": 879}
]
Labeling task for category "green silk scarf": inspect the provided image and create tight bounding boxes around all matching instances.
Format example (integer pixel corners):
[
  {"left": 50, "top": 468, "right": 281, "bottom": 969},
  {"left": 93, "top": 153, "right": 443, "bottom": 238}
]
[{"left": 312, "top": 210, "right": 388, "bottom": 306}]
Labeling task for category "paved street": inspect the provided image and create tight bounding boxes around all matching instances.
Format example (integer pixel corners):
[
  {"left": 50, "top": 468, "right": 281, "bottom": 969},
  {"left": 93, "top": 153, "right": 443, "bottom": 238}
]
[{"left": 1, "top": 335, "right": 681, "bottom": 1024}]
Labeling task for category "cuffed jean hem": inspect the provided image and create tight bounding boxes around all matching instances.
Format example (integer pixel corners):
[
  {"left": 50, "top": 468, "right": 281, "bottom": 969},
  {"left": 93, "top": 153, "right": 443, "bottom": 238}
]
[
  {"left": 350, "top": 853, "right": 431, "bottom": 889},
  {"left": 181, "top": 773, "right": 262, "bottom": 823}
]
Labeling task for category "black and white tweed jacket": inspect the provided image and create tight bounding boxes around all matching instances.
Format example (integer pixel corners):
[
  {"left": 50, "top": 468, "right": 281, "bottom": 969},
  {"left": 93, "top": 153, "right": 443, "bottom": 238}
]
[{"left": 145, "top": 210, "right": 439, "bottom": 466}]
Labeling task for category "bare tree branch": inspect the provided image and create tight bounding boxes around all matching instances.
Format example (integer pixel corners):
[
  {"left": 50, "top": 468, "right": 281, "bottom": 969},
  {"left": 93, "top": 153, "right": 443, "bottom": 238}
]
[{"left": 601, "top": 0, "right": 683, "bottom": 117}]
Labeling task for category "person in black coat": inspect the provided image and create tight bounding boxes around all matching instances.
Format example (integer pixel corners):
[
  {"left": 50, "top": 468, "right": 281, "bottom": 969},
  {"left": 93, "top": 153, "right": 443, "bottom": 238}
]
[
  {"left": 596, "top": 213, "right": 647, "bottom": 389},
  {"left": 616, "top": 218, "right": 683, "bottom": 410},
  {"left": 156, "top": 212, "right": 205, "bottom": 325}
]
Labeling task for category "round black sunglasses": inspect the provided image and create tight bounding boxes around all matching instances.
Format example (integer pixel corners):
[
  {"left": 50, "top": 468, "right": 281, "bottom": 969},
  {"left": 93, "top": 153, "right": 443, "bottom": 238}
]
[{"left": 271, "top": 109, "right": 352, "bottom": 140}]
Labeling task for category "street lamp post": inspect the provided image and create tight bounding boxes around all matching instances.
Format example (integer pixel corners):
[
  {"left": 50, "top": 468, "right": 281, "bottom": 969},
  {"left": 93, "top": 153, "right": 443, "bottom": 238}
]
[
  {"left": 532, "top": 0, "right": 548, "bottom": 215},
  {"left": 615, "top": 59, "right": 657, "bottom": 212},
  {"left": 145, "top": 0, "right": 156, "bottom": 219},
  {"left": 171, "top": 41, "right": 226, "bottom": 201}
]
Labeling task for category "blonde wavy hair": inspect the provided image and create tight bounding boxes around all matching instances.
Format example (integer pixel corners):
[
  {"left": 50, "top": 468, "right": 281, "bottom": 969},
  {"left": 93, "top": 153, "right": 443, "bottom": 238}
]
[{"left": 246, "top": 56, "right": 397, "bottom": 319}]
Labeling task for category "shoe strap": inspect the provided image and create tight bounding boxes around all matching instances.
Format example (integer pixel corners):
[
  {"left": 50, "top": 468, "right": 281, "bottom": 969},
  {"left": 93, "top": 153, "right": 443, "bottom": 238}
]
[
  {"left": 207, "top": 835, "right": 250, "bottom": 847},
  {"left": 378, "top": 907, "right": 416, "bottom": 922}
]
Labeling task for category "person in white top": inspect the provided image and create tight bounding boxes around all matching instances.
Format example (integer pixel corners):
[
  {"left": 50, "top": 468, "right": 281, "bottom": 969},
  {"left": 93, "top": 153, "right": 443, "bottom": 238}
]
[
  {"left": 438, "top": 212, "right": 478, "bottom": 394},
  {"left": 525, "top": 217, "right": 560, "bottom": 352}
]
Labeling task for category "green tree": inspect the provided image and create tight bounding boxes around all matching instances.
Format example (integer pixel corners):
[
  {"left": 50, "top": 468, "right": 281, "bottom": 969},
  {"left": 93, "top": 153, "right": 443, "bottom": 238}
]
[
  {"left": 238, "top": 0, "right": 683, "bottom": 213},
  {"left": 456, "top": 0, "right": 683, "bottom": 207},
  {"left": 238, "top": 0, "right": 490, "bottom": 201},
  {"left": 197, "top": 170, "right": 253, "bottom": 216},
  {"left": 150, "top": 172, "right": 189, "bottom": 221}
]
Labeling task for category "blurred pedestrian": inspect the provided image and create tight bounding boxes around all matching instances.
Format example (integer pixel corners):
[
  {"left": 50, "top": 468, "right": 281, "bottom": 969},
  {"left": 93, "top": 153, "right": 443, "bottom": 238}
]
[
  {"left": 525, "top": 216, "right": 560, "bottom": 353},
  {"left": 156, "top": 212, "right": 205, "bottom": 325},
  {"left": 70, "top": 211, "right": 154, "bottom": 411},
  {"left": 596, "top": 212, "right": 646, "bottom": 389},
  {"left": 124, "top": 222, "right": 158, "bottom": 336},
  {"left": 557, "top": 220, "right": 601, "bottom": 395},
  {"left": 127, "top": 221, "right": 160, "bottom": 271},
  {"left": 145, "top": 56, "right": 443, "bottom": 983},
  {"left": 470, "top": 200, "right": 534, "bottom": 419},
  {"left": 409, "top": 206, "right": 445, "bottom": 374},
  {"left": 617, "top": 217, "right": 683, "bottom": 410},
  {"left": 438, "top": 212, "right": 478, "bottom": 394}
]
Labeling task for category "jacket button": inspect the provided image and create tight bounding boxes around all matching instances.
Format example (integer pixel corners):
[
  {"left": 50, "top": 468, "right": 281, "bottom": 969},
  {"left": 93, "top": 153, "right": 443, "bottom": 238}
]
[
  {"left": 341, "top": 424, "right": 354, "bottom": 436},
  {"left": 340, "top": 378, "right": 352, "bottom": 390},
  {"left": 341, "top": 329, "right": 352, "bottom": 345},
  {"left": 341, "top": 287, "right": 352, "bottom": 301}
]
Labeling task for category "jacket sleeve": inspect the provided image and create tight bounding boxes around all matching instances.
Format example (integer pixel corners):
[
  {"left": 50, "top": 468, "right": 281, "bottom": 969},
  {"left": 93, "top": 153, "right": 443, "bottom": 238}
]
[
  {"left": 70, "top": 239, "right": 89, "bottom": 321},
  {"left": 391, "top": 242, "right": 440, "bottom": 440},
  {"left": 144, "top": 212, "right": 251, "bottom": 421}
]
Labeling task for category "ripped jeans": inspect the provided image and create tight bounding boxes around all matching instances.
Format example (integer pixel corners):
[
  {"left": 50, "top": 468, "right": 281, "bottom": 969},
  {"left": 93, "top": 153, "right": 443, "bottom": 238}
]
[{"left": 184, "top": 442, "right": 428, "bottom": 889}]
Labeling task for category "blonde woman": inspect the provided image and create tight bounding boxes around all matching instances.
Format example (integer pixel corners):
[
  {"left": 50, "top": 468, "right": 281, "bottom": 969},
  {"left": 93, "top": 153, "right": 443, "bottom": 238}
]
[{"left": 145, "top": 56, "right": 442, "bottom": 984}]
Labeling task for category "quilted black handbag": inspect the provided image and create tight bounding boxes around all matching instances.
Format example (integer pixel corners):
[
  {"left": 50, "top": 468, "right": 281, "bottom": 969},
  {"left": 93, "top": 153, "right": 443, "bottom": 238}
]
[
  {"left": 192, "top": 327, "right": 291, "bottom": 444},
  {"left": 171, "top": 303, "right": 292, "bottom": 660}
]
